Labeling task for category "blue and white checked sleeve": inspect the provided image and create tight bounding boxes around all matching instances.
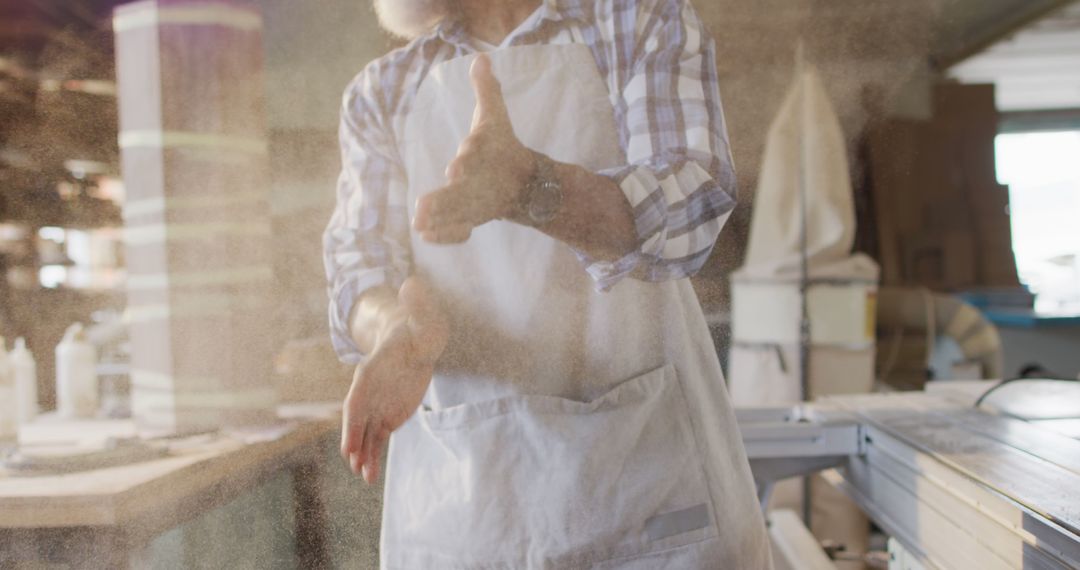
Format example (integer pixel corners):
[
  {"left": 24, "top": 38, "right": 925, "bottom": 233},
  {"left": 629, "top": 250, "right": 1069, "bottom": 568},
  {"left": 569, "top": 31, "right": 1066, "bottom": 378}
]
[
  {"left": 580, "top": 0, "right": 737, "bottom": 290},
  {"left": 322, "top": 67, "right": 412, "bottom": 364}
]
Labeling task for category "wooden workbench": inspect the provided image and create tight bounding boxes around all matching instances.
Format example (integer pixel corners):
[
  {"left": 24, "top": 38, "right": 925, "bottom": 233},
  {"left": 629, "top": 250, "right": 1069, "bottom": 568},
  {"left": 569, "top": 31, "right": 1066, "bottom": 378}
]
[
  {"left": 821, "top": 389, "right": 1080, "bottom": 569},
  {"left": 0, "top": 405, "right": 340, "bottom": 569}
]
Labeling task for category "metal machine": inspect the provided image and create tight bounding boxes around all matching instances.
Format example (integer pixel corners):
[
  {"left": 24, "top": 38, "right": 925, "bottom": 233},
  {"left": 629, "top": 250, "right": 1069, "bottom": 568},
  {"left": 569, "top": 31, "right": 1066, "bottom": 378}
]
[{"left": 742, "top": 379, "right": 1080, "bottom": 570}]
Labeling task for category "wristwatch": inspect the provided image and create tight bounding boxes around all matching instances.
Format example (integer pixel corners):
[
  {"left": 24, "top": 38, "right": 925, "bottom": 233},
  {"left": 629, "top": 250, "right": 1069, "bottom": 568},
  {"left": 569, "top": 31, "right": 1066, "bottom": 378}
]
[{"left": 519, "top": 151, "right": 563, "bottom": 226}]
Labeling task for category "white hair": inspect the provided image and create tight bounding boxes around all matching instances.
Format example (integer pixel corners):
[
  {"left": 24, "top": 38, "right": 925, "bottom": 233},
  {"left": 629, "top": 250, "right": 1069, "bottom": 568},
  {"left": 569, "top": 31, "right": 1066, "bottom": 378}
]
[{"left": 374, "top": 0, "right": 454, "bottom": 39}]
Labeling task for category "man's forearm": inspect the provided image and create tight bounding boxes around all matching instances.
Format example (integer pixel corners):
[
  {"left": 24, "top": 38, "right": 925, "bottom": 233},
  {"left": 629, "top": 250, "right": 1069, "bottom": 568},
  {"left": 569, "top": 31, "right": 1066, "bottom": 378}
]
[{"left": 532, "top": 160, "right": 638, "bottom": 262}]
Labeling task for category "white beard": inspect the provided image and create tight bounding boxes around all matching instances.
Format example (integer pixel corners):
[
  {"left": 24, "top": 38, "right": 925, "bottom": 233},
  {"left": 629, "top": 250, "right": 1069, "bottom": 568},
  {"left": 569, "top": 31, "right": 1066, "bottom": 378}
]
[{"left": 374, "top": 0, "right": 452, "bottom": 39}]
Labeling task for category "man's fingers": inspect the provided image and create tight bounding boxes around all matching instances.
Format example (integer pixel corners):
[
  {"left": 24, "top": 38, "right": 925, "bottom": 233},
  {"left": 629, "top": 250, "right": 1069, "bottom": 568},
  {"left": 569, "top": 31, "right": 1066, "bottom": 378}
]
[
  {"left": 470, "top": 53, "right": 508, "bottom": 128},
  {"left": 416, "top": 184, "right": 484, "bottom": 230},
  {"left": 340, "top": 424, "right": 350, "bottom": 462},
  {"left": 363, "top": 427, "right": 390, "bottom": 485},
  {"left": 341, "top": 401, "right": 360, "bottom": 461},
  {"left": 341, "top": 390, "right": 367, "bottom": 475},
  {"left": 428, "top": 185, "right": 471, "bottom": 225},
  {"left": 445, "top": 153, "right": 467, "bottom": 181},
  {"left": 413, "top": 187, "right": 467, "bottom": 231},
  {"left": 360, "top": 418, "right": 378, "bottom": 480},
  {"left": 444, "top": 161, "right": 461, "bottom": 181},
  {"left": 340, "top": 403, "right": 350, "bottom": 462},
  {"left": 421, "top": 225, "right": 472, "bottom": 244},
  {"left": 347, "top": 418, "right": 367, "bottom": 475}
]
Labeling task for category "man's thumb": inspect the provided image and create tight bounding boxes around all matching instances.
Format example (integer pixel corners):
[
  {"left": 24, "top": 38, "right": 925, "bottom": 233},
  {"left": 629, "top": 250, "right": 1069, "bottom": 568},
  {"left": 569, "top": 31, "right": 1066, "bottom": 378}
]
[{"left": 470, "top": 54, "right": 507, "bottom": 125}]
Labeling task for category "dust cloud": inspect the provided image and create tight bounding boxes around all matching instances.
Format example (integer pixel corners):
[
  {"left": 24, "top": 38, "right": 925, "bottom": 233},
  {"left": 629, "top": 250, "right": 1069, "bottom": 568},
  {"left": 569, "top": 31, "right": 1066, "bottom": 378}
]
[{"left": 0, "top": 0, "right": 953, "bottom": 566}]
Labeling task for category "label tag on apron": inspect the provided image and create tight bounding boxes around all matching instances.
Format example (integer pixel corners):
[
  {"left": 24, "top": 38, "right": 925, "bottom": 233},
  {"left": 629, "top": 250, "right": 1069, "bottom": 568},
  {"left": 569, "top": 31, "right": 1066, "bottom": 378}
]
[{"left": 644, "top": 503, "right": 712, "bottom": 542}]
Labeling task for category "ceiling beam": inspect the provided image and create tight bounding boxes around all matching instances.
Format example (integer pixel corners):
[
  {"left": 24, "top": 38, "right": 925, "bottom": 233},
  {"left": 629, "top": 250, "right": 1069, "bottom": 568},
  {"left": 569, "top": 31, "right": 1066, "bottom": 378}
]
[
  {"left": 1000, "top": 108, "right": 1080, "bottom": 131},
  {"left": 935, "top": 0, "right": 1078, "bottom": 70}
]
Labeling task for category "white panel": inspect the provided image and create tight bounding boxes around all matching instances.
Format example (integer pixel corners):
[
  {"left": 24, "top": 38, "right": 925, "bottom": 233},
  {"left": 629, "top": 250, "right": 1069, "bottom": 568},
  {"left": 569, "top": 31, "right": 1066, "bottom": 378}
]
[{"left": 731, "top": 280, "right": 877, "bottom": 347}]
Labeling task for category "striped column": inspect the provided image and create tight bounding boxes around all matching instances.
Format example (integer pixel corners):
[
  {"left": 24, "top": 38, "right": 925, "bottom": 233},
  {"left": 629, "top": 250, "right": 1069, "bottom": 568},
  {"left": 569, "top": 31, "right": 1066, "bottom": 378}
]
[{"left": 114, "top": 0, "right": 276, "bottom": 434}]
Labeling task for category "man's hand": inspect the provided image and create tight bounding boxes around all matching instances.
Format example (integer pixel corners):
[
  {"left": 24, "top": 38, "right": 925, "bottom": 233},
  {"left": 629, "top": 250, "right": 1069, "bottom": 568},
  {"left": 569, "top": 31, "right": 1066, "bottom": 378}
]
[
  {"left": 412, "top": 53, "right": 534, "bottom": 244},
  {"left": 341, "top": 277, "right": 449, "bottom": 484}
]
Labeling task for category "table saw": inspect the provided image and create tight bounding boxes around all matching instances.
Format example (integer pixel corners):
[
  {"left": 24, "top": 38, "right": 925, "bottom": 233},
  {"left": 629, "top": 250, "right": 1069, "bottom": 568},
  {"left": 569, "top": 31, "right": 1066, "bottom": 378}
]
[{"left": 741, "top": 379, "right": 1080, "bottom": 570}]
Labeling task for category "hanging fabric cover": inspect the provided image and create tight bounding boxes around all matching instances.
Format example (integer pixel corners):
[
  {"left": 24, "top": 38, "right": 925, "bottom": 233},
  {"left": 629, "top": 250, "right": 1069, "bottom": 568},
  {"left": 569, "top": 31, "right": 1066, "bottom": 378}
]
[{"left": 738, "top": 61, "right": 872, "bottom": 282}]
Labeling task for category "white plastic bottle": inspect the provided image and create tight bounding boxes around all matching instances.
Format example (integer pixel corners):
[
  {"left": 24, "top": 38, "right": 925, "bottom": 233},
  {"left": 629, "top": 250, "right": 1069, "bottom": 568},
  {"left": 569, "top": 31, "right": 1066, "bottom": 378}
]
[
  {"left": 0, "top": 337, "right": 15, "bottom": 441},
  {"left": 56, "top": 324, "right": 98, "bottom": 419},
  {"left": 11, "top": 338, "right": 38, "bottom": 425}
]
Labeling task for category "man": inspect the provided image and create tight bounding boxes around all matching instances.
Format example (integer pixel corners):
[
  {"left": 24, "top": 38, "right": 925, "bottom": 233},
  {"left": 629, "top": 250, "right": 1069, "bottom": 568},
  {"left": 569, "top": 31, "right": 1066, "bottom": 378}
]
[{"left": 323, "top": 0, "right": 772, "bottom": 567}]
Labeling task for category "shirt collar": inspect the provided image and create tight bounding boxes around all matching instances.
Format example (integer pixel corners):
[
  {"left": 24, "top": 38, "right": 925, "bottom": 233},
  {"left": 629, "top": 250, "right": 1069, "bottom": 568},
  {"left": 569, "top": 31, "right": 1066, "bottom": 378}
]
[
  {"left": 434, "top": 17, "right": 470, "bottom": 48},
  {"left": 541, "top": 0, "right": 588, "bottom": 24}
]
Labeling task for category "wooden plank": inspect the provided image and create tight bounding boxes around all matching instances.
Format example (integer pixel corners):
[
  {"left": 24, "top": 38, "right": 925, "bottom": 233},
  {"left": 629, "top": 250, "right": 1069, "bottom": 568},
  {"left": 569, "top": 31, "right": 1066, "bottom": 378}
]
[
  {"left": 768, "top": 509, "right": 838, "bottom": 570},
  {"left": 822, "top": 392, "right": 1080, "bottom": 567},
  {"left": 947, "top": 411, "right": 1080, "bottom": 477},
  {"left": 0, "top": 417, "right": 335, "bottom": 533},
  {"left": 863, "top": 410, "right": 1080, "bottom": 537},
  {"left": 843, "top": 437, "right": 1029, "bottom": 569},
  {"left": 831, "top": 427, "right": 1077, "bottom": 569},
  {"left": 824, "top": 394, "right": 1080, "bottom": 538}
]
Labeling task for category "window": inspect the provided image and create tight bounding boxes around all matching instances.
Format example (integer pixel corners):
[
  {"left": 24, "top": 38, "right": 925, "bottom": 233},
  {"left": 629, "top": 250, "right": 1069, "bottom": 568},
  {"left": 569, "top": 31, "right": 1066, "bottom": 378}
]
[{"left": 996, "top": 130, "right": 1080, "bottom": 313}]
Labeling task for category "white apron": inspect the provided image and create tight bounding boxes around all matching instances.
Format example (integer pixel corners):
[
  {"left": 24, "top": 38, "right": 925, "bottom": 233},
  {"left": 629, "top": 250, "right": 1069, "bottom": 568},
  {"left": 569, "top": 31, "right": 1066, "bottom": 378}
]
[{"left": 381, "top": 44, "right": 771, "bottom": 570}]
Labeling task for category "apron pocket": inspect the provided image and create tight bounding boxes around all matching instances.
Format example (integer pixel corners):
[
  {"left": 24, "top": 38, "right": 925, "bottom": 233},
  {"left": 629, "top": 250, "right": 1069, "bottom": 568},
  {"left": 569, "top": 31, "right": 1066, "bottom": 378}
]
[{"left": 383, "top": 364, "right": 718, "bottom": 570}]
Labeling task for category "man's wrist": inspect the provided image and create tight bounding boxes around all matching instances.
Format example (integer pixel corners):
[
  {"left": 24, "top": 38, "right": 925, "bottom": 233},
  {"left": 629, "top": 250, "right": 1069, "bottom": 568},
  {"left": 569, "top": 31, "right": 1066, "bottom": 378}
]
[
  {"left": 518, "top": 151, "right": 563, "bottom": 226},
  {"left": 501, "top": 144, "right": 536, "bottom": 220},
  {"left": 348, "top": 287, "right": 403, "bottom": 354},
  {"left": 374, "top": 305, "right": 409, "bottom": 349}
]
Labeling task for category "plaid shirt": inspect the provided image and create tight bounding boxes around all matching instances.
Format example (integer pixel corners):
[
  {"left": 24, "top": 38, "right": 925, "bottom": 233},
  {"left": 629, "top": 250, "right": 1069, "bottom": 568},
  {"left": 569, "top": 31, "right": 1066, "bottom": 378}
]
[{"left": 324, "top": 0, "right": 736, "bottom": 362}]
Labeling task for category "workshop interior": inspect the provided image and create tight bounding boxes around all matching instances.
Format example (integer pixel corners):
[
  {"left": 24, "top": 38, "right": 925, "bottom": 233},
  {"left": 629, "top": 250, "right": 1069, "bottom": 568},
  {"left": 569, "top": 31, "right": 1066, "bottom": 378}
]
[{"left": 1, "top": 0, "right": 1080, "bottom": 568}]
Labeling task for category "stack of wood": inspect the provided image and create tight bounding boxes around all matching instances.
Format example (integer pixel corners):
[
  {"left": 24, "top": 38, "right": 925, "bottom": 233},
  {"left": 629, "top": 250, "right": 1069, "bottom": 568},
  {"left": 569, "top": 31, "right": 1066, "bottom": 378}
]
[{"left": 861, "top": 83, "right": 1021, "bottom": 292}]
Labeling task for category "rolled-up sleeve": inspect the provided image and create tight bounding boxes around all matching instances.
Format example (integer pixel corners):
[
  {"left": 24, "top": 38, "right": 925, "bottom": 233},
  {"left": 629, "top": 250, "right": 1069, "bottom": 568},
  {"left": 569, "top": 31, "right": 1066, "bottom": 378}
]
[
  {"left": 323, "top": 68, "right": 412, "bottom": 364},
  {"left": 580, "top": 0, "right": 737, "bottom": 290}
]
